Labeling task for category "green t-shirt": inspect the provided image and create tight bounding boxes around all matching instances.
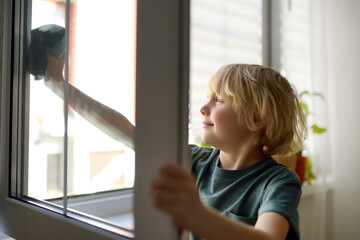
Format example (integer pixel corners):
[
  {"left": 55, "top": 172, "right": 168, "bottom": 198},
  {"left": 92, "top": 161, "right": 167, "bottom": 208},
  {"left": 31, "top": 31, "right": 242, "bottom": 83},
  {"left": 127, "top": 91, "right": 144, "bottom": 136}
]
[{"left": 190, "top": 145, "right": 301, "bottom": 240}]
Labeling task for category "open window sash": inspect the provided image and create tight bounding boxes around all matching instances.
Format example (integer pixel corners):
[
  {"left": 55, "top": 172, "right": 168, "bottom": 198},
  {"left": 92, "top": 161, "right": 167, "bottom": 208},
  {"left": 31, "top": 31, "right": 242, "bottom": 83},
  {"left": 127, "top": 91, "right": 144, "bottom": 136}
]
[{"left": 0, "top": 0, "right": 189, "bottom": 239}]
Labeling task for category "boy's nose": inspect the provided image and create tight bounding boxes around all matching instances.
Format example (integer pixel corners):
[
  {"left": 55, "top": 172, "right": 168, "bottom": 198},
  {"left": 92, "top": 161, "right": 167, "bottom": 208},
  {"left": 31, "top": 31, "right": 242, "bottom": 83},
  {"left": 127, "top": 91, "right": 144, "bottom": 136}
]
[{"left": 200, "top": 103, "right": 210, "bottom": 116}]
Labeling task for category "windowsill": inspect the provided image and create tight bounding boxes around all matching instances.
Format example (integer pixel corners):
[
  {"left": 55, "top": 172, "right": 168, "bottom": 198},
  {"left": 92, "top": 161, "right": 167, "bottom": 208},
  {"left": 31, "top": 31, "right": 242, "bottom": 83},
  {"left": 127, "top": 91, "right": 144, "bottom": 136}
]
[
  {"left": 4, "top": 196, "right": 134, "bottom": 239},
  {"left": 104, "top": 213, "right": 134, "bottom": 230},
  {"left": 48, "top": 188, "right": 134, "bottom": 230},
  {"left": 0, "top": 232, "right": 15, "bottom": 240},
  {"left": 302, "top": 184, "right": 316, "bottom": 197},
  {"left": 301, "top": 174, "right": 334, "bottom": 198}
]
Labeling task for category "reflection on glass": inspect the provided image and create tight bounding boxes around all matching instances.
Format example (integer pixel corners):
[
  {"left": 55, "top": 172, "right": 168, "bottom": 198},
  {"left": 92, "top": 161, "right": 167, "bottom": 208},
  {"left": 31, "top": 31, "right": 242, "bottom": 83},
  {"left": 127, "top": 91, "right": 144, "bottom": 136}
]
[
  {"left": 27, "top": 0, "right": 136, "bottom": 230},
  {"left": 69, "top": 0, "right": 136, "bottom": 196}
]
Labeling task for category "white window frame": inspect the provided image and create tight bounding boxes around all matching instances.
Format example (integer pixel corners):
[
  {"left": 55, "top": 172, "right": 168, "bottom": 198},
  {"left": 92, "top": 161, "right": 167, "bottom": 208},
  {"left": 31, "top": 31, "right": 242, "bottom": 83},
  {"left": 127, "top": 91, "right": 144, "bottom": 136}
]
[{"left": 0, "top": 0, "right": 189, "bottom": 239}]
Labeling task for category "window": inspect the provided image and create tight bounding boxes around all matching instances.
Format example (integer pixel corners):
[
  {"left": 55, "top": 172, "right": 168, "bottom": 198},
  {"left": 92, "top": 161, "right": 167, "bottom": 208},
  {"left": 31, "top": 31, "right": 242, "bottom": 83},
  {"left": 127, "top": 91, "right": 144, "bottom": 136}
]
[
  {"left": 274, "top": 0, "right": 329, "bottom": 178},
  {"left": 13, "top": 0, "right": 136, "bottom": 233},
  {"left": 189, "top": 0, "right": 327, "bottom": 184},
  {"left": 1, "top": 0, "right": 189, "bottom": 239},
  {"left": 274, "top": 0, "right": 311, "bottom": 91},
  {"left": 189, "top": 0, "right": 263, "bottom": 144},
  {"left": 275, "top": 0, "right": 313, "bottom": 156}
]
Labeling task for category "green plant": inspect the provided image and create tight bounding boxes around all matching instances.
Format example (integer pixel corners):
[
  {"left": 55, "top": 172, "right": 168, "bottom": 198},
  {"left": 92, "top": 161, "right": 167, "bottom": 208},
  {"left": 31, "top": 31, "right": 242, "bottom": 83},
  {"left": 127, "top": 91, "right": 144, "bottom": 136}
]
[
  {"left": 305, "top": 156, "right": 316, "bottom": 185},
  {"left": 299, "top": 90, "right": 327, "bottom": 134},
  {"left": 299, "top": 90, "right": 327, "bottom": 185}
]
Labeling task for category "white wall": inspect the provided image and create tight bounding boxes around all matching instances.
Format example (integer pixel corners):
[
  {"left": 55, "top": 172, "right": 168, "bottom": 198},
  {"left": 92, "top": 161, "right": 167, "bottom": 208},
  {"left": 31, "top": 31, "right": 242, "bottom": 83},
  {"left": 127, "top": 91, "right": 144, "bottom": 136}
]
[
  {"left": 327, "top": 0, "right": 360, "bottom": 239},
  {"left": 298, "top": 1, "right": 360, "bottom": 240}
]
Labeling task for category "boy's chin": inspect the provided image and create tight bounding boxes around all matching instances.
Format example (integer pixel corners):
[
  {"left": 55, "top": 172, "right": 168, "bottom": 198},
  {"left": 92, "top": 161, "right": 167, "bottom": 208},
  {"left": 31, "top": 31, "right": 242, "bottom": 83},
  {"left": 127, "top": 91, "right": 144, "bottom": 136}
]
[
  {"left": 200, "top": 136, "right": 208, "bottom": 144},
  {"left": 200, "top": 138, "right": 214, "bottom": 147},
  {"left": 201, "top": 134, "right": 214, "bottom": 144}
]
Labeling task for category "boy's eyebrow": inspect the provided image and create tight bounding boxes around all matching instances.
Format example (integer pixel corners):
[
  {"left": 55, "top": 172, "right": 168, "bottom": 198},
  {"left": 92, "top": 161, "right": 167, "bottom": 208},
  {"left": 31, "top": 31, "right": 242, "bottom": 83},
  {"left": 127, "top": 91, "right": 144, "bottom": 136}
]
[
  {"left": 207, "top": 91, "right": 218, "bottom": 99},
  {"left": 206, "top": 89, "right": 214, "bottom": 98}
]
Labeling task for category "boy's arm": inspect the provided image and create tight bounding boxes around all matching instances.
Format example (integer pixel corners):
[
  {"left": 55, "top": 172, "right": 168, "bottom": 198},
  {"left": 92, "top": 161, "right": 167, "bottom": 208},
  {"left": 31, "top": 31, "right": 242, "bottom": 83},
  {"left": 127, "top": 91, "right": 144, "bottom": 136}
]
[
  {"left": 151, "top": 164, "right": 289, "bottom": 240},
  {"left": 180, "top": 230, "right": 190, "bottom": 240},
  {"left": 255, "top": 212, "right": 290, "bottom": 240},
  {"left": 44, "top": 52, "right": 135, "bottom": 149},
  {"left": 193, "top": 208, "right": 289, "bottom": 240}
]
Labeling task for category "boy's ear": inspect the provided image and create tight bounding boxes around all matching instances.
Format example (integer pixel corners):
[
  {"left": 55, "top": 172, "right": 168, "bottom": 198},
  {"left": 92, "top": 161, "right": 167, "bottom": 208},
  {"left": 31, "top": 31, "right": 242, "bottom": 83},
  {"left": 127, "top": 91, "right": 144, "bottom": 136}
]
[
  {"left": 255, "top": 121, "right": 265, "bottom": 130},
  {"left": 248, "top": 113, "right": 266, "bottom": 132},
  {"left": 253, "top": 113, "right": 265, "bottom": 130},
  {"left": 255, "top": 120, "right": 266, "bottom": 131}
]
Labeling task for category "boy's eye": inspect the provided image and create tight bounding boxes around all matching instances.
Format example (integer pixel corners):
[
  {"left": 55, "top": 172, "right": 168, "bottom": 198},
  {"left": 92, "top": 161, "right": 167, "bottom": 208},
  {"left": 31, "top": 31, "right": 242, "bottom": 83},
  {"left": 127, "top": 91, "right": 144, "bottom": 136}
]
[{"left": 215, "top": 97, "right": 224, "bottom": 103}]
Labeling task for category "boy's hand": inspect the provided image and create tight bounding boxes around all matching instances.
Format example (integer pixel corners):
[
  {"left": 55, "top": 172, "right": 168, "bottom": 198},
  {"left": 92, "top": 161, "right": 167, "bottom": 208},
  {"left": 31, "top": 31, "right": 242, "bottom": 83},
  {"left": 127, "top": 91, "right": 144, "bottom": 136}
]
[
  {"left": 44, "top": 51, "right": 65, "bottom": 97},
  {"left": 151, "top": 164, "right": 206, "bottom": 230},
  {"left": 45, "top": 51, "right": 65, "bottom": 81}
]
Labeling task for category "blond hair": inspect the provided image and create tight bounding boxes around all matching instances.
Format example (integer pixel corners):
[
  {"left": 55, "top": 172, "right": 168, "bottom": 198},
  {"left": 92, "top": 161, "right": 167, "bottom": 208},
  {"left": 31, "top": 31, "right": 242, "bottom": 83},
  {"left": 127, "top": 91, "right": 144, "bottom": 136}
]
[{"left": 207, "top": 64, "right": 307, "bottom": 156}]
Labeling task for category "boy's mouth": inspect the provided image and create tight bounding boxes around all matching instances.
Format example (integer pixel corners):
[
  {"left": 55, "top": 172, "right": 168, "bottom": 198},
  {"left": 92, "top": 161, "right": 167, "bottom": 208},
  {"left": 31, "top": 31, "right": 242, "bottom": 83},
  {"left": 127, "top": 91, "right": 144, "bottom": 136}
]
[{"left": 202, "top": 121, "right": 214, "bottom": 127}]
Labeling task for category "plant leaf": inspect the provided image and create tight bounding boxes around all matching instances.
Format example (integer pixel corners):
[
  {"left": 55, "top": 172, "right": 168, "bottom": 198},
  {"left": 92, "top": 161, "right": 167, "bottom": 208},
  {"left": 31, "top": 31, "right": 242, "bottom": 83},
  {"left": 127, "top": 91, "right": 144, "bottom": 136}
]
[
  {"left": 305, "top": 157, "right": 316, "bottom": 185},
  {"left": 311, "top": 124, "right": 327, "bottom": 134},
  {"left": 300, "top": 90, "right": 310, "bottom": 99},
  {"left": 300, "top": 102, "right": 309, "bottom": 116},
  {"left": 313, "top": 92, "right": 325, "bottom": 100}
]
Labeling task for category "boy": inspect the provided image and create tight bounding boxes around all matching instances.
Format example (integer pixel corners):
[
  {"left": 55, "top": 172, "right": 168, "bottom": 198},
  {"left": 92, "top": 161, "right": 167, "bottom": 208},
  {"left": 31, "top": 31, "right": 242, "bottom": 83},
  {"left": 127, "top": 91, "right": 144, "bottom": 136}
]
[
  {"left": 44, "top": 53, "right": 305, "bottom": 240},
  {"left": 151, "top": 64, "right": 306, "bottom": 240}
]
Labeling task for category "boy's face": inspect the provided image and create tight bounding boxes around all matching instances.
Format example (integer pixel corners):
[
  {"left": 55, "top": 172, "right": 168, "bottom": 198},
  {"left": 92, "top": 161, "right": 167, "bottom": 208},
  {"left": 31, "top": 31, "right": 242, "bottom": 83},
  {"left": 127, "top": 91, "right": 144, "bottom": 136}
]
[{"left": 200, "top": 93, "right": 256, "bottom": 151}]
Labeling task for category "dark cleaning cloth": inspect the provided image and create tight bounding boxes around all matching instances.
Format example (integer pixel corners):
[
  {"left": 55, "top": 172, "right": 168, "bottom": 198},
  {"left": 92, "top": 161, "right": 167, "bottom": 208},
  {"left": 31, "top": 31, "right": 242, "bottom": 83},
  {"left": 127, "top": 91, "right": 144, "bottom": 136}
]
[{"left": 26, "top": 24, "right": 65, "bottom": 80}]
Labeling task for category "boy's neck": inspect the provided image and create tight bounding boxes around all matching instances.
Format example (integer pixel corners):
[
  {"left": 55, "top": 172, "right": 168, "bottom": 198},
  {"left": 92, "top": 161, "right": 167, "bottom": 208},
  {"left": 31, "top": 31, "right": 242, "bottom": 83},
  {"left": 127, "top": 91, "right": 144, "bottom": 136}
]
[{"left": 218, "top": 146, "right": 266, "bottom": 170}]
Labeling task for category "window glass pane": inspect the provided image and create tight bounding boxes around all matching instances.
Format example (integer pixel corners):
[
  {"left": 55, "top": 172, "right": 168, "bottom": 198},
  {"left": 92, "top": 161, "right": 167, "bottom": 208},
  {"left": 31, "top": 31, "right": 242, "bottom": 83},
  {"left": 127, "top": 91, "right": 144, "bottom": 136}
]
[
  {"left": 28, "top": 0, "right": 66, "bottom": 201},
  {"left": 277, "top": 0, "right": 313, "bottom": 152},
  {"left": 189, "top": 0, "right": 263, "bottom": 144},
  {"left": 68, "top": 0, "right": 136, "bottom": 196},
  {"left": 26, "top": 0, "right": 136, "bottom": 230},
  {"left": 278, "top": 0, "right": 311, "bottom": 90},
  {"left": 277, "top": 0, "right": 329, "bottom": 176}
]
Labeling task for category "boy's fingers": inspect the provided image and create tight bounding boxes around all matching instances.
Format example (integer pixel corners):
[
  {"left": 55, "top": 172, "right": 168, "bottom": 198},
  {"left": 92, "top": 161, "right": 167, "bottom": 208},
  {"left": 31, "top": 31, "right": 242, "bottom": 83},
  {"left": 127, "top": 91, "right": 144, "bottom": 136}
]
[
  {"left": 160, "top": 164, "right": 194, "bottom": 180},
  {"left": 45, "top": 51, "right": 65, "bottom": 81},
  {"left": 152, "top": 174, "right": 186, "bottom": 193},
  {"left": 60, "top": 52, "right": 65, "bottom": 62},
  {"left": 151, "top": 187, "right": 179, "bottom": 205},
  {"left": 151, "top": 185, "right": 184, "bottom": 212}
]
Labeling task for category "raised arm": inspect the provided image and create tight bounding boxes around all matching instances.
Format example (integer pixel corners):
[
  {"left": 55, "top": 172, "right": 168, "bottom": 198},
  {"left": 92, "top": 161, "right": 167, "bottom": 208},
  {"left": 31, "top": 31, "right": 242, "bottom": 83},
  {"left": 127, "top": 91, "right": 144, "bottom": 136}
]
[{"left": 44, "top": 51, "right": 135, "bottom": 149}]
